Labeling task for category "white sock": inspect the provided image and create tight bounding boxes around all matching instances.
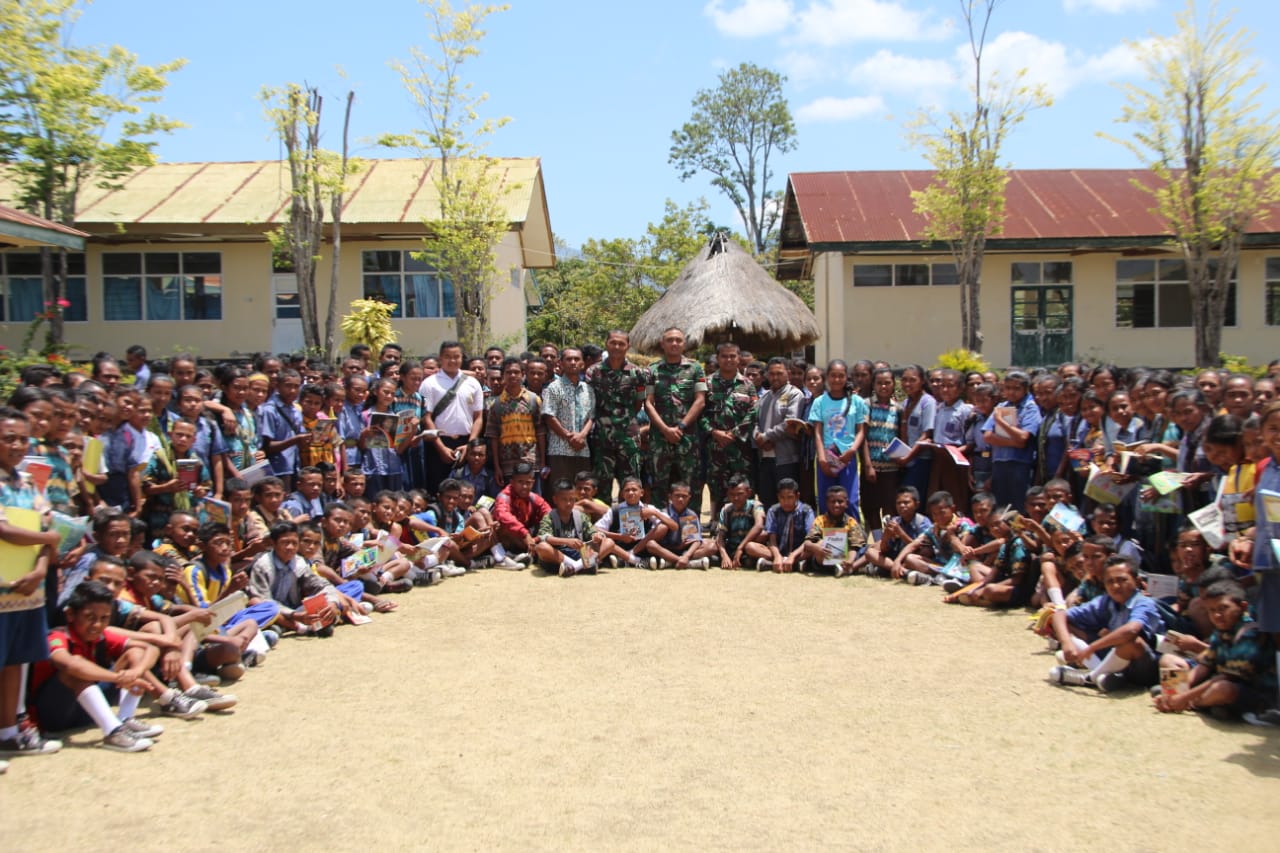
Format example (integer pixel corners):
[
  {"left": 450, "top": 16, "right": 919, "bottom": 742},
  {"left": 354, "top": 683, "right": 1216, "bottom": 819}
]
[
  {"left": 420, "top": 554, "right": 440, "bottom": 569},
  {"left": 246, "top": 631, "right": 270, "bottom": 655},
  {"left": 1071, "top": 637, "right": 1102, "bottom": 669},
  {"left": 1089, "top": 650, "right": 1129, "bottom": 682},
  {"left": 379, "top": 571, "right": 394, "bottom": 586},
  {"left": 16, "top": 663, "right": 27, "bottom": 710},
  {"left": 77, "top": 686, "right": 123, "bottom": 735},
  {"left": 118, "top": 690, "right": 142, "bottom": 721},
  {"left": 566, "top": 557, "right": 583, "bottom": 572},
  {"left": 1047, "top": 587, "right": 1066, "bottom": 607}
]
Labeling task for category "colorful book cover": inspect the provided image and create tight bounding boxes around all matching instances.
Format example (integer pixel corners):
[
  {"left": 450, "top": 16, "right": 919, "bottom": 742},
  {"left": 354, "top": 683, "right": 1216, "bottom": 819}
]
[
  {"left": 200, "top": 497, "right": 231, "bottom": 527},
  {"left": 368, "top": 413, "right": 398, "bottom": 449},
  {"left": 1044, "top": 502, "right": 1086, "bottom": 535},
  {"left": 943, "top": 445, "right": 970, "bottom": 467},
  {"left": 884, "top": 437, "right": 911, "bottom": 461},
  {"left": 49, "top": 512, "right": 89, "bottom": 556},
  {"left": 310, "top": 417, "right": 338, "bottom": 443},
  {"left": 237, "top": 459, "right": 272, "bottom": 485},
  {"left": 821, "top": 528, "right": 848, "bottom": 565},
  {"left": 617, "top": 505, "right": 644, "bottom": 538},
  {"left": 83, "top": 436, "right": 104, "bottom": 494},
  {"left": 19, "top": 457, "right": 52, "bottom": 493},
  {"left": 177, "top": 458, "right": 202, "bottom": 489},
  {"left": 0, "top": 507, "right": 43, "bottom": 584}
]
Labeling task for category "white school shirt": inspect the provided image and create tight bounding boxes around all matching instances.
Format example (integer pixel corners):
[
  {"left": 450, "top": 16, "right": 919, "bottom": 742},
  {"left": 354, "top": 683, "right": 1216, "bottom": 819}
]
[{"left": 420, "top": 371, "right": 484, "bottom": 437}]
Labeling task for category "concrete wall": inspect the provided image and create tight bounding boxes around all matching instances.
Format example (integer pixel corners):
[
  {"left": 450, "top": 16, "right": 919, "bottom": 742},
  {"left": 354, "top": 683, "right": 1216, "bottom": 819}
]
[{"left": 815, "top": 248, "right": 1278, "bottom": 369}]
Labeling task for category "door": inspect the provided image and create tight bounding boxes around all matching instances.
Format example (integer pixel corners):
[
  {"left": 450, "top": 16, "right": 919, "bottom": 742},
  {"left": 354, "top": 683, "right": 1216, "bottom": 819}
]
[
  {"left": 271, "top": 273, "right": 305, "bottom": 354},
  {"left": 1010, "top": 285, "right": 1073, "bottom": 366}
]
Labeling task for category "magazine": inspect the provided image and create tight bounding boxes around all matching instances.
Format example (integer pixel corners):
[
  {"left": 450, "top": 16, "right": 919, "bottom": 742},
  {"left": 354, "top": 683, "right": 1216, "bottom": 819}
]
[
  {"left": 884, "top": 437, "right": 911, "bottom": 461},
  {"left": 19, "top": 457, "right": 52, "bottom": 493},
  {"left": 367, "top": 413, "right": 399, "bottom": 449},
  {"left": 1084, "top": 465, "right": 1138, "bottom": 505},
  {"left": 821, "top": 528, "right": 849, "bottom": 565},
  {"left": 1044, "top": 502, "right": 1087, "bottom": 535},
  {"left": 943, "top": 444, "right": 970, "bottom": 467}
]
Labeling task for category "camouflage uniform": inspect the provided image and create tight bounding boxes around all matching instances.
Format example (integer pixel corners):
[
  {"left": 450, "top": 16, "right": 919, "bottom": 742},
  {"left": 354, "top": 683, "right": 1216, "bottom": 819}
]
[
  {"left": 587, "top": 359, "right": 649, "bottom": 497},
  {"left": 699, "top": 372, "right": 758, "bottom": 509},
  {"left": 647, "top": 358, "right": 707, "bottom": 507}
]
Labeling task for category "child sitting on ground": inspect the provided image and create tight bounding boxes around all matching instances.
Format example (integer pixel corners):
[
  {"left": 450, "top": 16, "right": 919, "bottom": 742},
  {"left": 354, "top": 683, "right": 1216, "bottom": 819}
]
[
  {"left": 947, "top": 508, "right": 1036, "bottom": 607},
  {"left": 645, "top": 481, "right": 717, "bottom": 570},
  {"left": 1154, "top": 580, "right": 1276, "bottom": 720},
  {"left": 857, "top": 486, "right": 932, "bottom": 578},
  {"left": 715, "top": 474, "right": 768, "bottom": 570},
  {"left": 28, "top": 580, "right": 159, "bottom": 752},
  {"left": 533, "top": 479, "right": 609, "bottom": 577},
  {"left": 593, "top": 476, "right": 674, "bottom": 568},
  {"left": 761, "top": 478, "right": 816, "bottom": 573},
  {"left": 1047, "top": 555, "right": 1165, "bottom": 692},
  {"left": 248, "top": 521, "right": 342, "bottom": 636},
  {"left": 802, "top": 484, "right": 868, "bottom": 578},
  {"left": 890, "top": 490, "right": 972, "bottom": 589},
  {"left": 574, "top": 471, "right": 610, "bottom": 522},
  {"left": 450, "top": 439, "right": 498, "bottom": 499}
]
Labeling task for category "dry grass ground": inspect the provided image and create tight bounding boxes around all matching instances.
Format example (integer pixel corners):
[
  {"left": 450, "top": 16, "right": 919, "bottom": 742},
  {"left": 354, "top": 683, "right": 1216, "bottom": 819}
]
[{"left": 5, "top": 568, "right": 1279, "bottom": 852}]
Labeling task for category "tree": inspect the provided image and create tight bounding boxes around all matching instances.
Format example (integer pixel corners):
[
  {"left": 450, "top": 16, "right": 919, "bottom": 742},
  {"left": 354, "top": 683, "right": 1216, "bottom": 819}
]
[
  {"left": 0, "top": 0, "right": 184, "bottom": 346},
  {"left": 527, "top": 199, "right": 711, "bottom": 347},
  {"left": 385, "top": 0, "right": 511, "bottom": 354},
  {"left": 907, "top": 0, "right": 1049, "bottom": 354},
  {"left": 669, "top": 62, "right": 796, "bottom": 256},
  {"left": 1106, "top": 0, "right": 1280, "bottom": 368},
  {"left": 261, "top": 83, "right": 357, "bottom": 360}
]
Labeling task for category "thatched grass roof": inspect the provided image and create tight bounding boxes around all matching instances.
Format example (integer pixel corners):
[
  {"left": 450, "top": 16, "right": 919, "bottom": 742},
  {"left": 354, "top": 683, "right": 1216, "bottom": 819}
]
[{"left": 630, "top": 233, "right": 820, "bottom": 355}]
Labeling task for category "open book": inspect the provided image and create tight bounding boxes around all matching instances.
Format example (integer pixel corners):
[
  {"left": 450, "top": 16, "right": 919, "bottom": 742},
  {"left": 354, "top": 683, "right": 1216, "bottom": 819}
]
[
  {"left": 191, "top": 591, "right": 248, "bottom": 641},
  {"left": 1084, "top": 464, "right": 1138, "bottom": 506}
]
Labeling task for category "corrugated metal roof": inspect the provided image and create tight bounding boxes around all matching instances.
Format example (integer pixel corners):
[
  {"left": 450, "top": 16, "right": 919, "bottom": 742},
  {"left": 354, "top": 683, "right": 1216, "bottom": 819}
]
[
  {"left": 0, "top": 203, "right": 88, "bottom": 249},
  {"left": 784, "top": 169, "right": 1280, "bottom": 247},
  {"left": 0, "top": 157, "right": 544, "bottom": 227}
]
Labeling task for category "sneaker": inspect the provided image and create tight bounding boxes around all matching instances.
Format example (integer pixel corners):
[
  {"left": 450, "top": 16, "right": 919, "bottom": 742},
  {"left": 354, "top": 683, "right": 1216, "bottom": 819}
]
[
  {"left": 471, "top": 554, "right": 495, "bottom": 569},
  {"left": 261, "top": 628, "right": 281, "bottom": 648},
  {"left": 0, "top": 728, "right": 62, "bottom": 756},
  {"left": 905, "top": 571, "right": 932, "bottom": 586},
  {"left": 834, "top": 563, "right": 848, "bottom": 578},
  {"left": 439, "top": 563, "right": 467, "bottom": 578},
  {"left": 242, "top": 650, "right": 267, "bottom": 668},
  {"left": 693, "top": 557, "right": 710, "bottom": 570},
  {"left": 1094, "top": 673, "right": 1127, "bottom": 693},
  {"left": 492, "top": 556, "right": 523, "bottom": 570},
  {"left": 558, "top": 561, "right": 577, "bottom": 578},
  {"left": 1046, "top": 637, "right": 1061, "bottom": 651},
  {"left": 359, "top": 601, "right": 375, "bottom": 614},
  {"left": 604, "top": 555, "right": 620, "bottom": 569},
  {"left": 220, "top": 661, "right": 248, "bottom": 680},
  {"left": 314, "top": 624, "right": 335, "bottom": 638},
  {"left": 102, "top": 725, "right": 153, "bottom": 753},
  {"left": 648, "top": 556, "right": 661, "bottom": 571},
  {"left": 941, "top": 578, "right": 964, "bottom": 594},
  {"left": 120, "top": 717, "right": 165, "bottom": 738},
  {"left": 0, "top": 759, "right": 7, "bottom": 774},
  {"left": 756, "top": 557, "right": 771, "bottom": 572},
  {"left": 862, "top": 564, "right": 881, "bottom": 577},
  {"left": 512, "top": 552, "right": 532, "bottom": 567},
  {"left": 1047, "top": 665, "right": 1092, "bottom": 687},
  {"left": 624, "top": 552, "right": 646, "bottom": 568},
  {"left": 383, "top": 577, "right": 415, "bottom": 593},
  {"left": 159, "top": 690, "right": 208, "bottom": 718},
  {"left": 1243, "top": 710, "right": 1280, "bottom": 728},
  {"left": 185, "top": 685, "right": 239, "bottom": 712}
]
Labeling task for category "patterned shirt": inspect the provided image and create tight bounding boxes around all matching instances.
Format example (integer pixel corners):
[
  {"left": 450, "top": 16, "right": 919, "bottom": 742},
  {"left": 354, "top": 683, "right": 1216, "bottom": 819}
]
[
  {"left": 764, "top": 501, "right": 817, "bottom": 553},
  {"left": 542, "top": 375, "right": 594, "bottom": 459},
  {"left": 1202, "top": 615, "right": 1277, "bottom": 692},
  {"left": 485, "top": 387, "right": 543, "bottom": 474},
  {"left": 865, "top": 399, "right": 901, "bottom": 471},
  {"left": 717, "top": 499, "right": 763, "bottom": 551}
]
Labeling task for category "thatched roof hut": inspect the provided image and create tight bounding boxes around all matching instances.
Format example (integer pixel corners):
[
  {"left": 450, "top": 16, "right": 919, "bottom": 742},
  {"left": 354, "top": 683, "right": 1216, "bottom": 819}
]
[{"left": 630, "top": 233, "right": 820, "bottom": 355}]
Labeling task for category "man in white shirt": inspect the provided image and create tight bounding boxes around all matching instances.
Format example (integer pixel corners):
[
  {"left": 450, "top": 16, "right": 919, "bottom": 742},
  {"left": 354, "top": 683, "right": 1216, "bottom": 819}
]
[{"left": 420, "top": 340, "right": 485, "bottom": 494}]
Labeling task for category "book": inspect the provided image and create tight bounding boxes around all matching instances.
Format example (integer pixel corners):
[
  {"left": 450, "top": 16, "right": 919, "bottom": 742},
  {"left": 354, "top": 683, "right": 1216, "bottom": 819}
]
[
  {"left": 191, "top": 591, "right": 247, "bottom": 641},
  {"left": 1084, "top": 465, "right": 1138, "bottom": 505},
  {"left": 237, "top": 459, "right": 272, "bottom": 486},
  {"left": 1143, "top": 572, "right": 1179, "bottom": 601},
  {"left": 49, "top": 511, "right": 89, "bottom": 556},
  {"left": 367, "top": 413, "right": 398, "bottom": 449},
  {"left": 177, "top": 458, "right": 202, "bottom": 490},
  {"left": 458, "top": 525, "right": 482, "bottom": 543},
  {"left": 617, "top": 505, "right": 644, "bottom": 538},
  {"left": 1160, "top": 666, "right": 1191, "bottom": 699},
  {"left": 1116, "top": 450, "right": 1162, "bottom": 478},
  {"left": 1187, "top": 501, "right": 1225, "bottom": 550},
  {"left": 884, "top": 437, "right": 912, "bottom": 461},
  {"left": 475, "top": 495, "right": 495, "bottom": 511},
  {"left": 345, "top": 608, "right": 373, "bottom": 626},
  {"left": 83, "top": 436, "right": 104, "bottom": 494},
  {"left": 340, "top": 546, "right": 380, "bottom": 578},
  {"left": 820, "top": 528, "right": 848, "bottom": 565},
  {"left": 392, "top": 411, "right": 418, "bottom": 452},
  {"left": 0, "top": 507, "right": 43, "bottom": 584},
  {"left": 679, "top": 514, "right": 702, "bottom": 543},
  {"left": 302, "top": 592, "right": 330, "bottom": 623},
  {"left": 1147, "top": 470, "right": 1196, "bottom": 496},
  {"left": 309, "top": 417, "right": 338, "bottom": 443},
  {"left": 992, "top": 409, "right": 1016, "bottom": 440},
  {"left": 943, "top": 444, "right": 970, "bottom": 467},
  {"left": 200, "top": 496, "right": 231, "bottom": 526},
  {"left": 376, "top": 533, "right": 401, "bottom": 564},
  {"left": 1044, "top": 502, "right": 1087, "bottom": 536},
  {"left": 19, "top": 457, "right": 52, "bottom": 493}
]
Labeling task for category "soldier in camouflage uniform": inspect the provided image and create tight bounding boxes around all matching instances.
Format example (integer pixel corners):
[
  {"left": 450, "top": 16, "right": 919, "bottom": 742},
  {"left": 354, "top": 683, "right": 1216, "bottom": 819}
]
[
  {"left": 644, "top": 327, "right": 707, "bottom": 509},
  {"left": 700, "top": 342, "right": 758, "bottom": 519},
  {"left": 587, "top": 330, "right": 649, "bottom": 500}
]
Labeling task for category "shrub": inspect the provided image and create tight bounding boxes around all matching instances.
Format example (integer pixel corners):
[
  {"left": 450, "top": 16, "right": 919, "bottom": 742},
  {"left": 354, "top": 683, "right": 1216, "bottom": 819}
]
[
  {"left": 933, "top": 348, "right": 990, "bottom": 376},
  {"left": 341, "top": 299, "right": 398, "bottom": 355}
]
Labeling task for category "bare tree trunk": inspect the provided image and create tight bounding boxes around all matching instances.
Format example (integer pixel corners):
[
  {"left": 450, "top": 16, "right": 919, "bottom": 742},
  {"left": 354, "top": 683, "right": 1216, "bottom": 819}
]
[{"left": 325, "top": 91, "right": 355, "bottom": 363}]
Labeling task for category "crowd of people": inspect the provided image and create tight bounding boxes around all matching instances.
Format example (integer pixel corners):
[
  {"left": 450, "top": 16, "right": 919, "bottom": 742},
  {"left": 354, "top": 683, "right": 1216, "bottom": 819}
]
[{"left": 1, "top": 325, "right": 1279, "bottom": 774}]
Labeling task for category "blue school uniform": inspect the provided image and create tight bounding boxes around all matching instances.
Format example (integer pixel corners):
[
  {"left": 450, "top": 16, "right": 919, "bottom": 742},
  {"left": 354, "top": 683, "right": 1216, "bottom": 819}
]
[
  {"left": 764, "top": 501, "right": 816, "bottom": 555},
  {"left": 258, "top": 394, "right": 302, "bottom": 478},
  {"left": 1252, "top": 460, "right": 1280, "bottom": 632}
]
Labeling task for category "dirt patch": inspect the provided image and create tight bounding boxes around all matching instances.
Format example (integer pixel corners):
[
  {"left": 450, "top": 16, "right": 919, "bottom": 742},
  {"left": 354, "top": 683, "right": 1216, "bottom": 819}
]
[{"left": 5, "top": 569, "right": 1278, "bottom": 851}]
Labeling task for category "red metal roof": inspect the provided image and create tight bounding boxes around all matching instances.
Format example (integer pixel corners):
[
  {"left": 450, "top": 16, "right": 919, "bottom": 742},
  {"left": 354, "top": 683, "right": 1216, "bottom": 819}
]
[
  {"left": 784, "top": 169, "right": 1280, "bottom": 246},
  {"left": 0, "top": 203, "right": 88, "bottom": 238}
]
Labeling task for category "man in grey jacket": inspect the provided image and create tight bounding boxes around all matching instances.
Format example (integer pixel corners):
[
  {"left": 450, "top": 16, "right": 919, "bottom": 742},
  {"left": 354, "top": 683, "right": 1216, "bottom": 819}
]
[{"left": 753, "top": 357, "right": 804, "bottom": 510}]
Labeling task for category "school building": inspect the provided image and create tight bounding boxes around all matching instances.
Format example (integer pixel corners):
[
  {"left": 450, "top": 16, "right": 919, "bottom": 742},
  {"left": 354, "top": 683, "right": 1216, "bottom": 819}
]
[
  {"left": 0, "top": 158, "right": 554, "bottom": 360},
  {"left": 776, "top": 170, "right": 1280, "bottom": 369}
]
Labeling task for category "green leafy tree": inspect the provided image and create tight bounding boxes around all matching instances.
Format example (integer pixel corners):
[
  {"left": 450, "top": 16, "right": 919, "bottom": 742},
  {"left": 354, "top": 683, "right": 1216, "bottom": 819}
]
[
  {"left": 1105, "top": 0, "right": 1280, "bottom": 368},
  {"left": 669, "top": 62, "right": 796, "bottom": 256},
  {"left": 384, "top": 0, "right": 511, "bottom": 354},
  {"left": 528, "top": 199, "right": 711, "bottom": 347},
  {"left": 908, "top": 0, "right": 1050, "bottom": 354},
  {"left": 0, "top": 0, "right": 184, "bottom": 345},
  {"left": 261, "top": 83, "right": 358, "bottom": 361}
]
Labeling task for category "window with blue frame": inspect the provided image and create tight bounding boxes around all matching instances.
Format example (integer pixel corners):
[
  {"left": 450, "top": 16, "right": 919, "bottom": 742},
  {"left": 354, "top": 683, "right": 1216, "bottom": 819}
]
[
  {"left": 102, "top": 251, "right": 222, "bottom": 321},
  {"left": 0, "top": 252, "right": 87, "bottom": 322},
  {"left": 362, "top": 249, "right": 454, "bottom": 318}
]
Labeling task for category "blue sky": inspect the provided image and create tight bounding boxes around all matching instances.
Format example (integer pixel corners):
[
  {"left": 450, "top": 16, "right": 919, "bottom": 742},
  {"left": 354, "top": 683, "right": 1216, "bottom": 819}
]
[{"left": 74, "top": 0, "right": 1280, "bottom": 251}]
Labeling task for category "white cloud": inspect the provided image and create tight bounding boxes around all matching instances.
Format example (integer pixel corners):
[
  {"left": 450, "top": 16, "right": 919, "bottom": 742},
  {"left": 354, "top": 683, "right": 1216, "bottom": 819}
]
[
  {"left": 704, "top": 0, "right": 793, "bottom": 38},
  {"left": 796, "top": 94, "right": 886, "bottom": 121},
  {"left": 777, "top": 50, "right": 835, "bottom": 85},
  {"left": 1063, "top": 0, "right": 1156, "bottom": 13},
  {"left": 849, "top": 49, "right": 957, "bottom": 94},
  {"left": 793, "top": 0, "right": 952, "bottom": 47},
  {"left": 972, "top": 31, "right": 1150, "bottom": 99}
]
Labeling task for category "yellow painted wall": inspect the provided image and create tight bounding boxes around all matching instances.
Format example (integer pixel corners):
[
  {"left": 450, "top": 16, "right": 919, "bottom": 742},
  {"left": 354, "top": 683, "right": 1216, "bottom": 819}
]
[
  {"left": 0, "top": 233, "right": 530, "bottom": 361},
  {"left": 815, "top": 249, "right": 1279, "bottom": 369}
]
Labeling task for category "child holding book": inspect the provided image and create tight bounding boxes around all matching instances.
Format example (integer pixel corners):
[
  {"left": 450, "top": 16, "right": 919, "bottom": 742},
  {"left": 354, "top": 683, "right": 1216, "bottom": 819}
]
[
  {"left": 359, "top": 378, "right": 407, "bottom": 494},
  {"left": 449, "top": 439, "right": 499, "bottom": 500},
  {"left": 645, "top": 482, "right": 717, "bottom": 570},
  {"left": 890, "top": 490, "right": 973, "bottom": 589},
  {"left": 802, "top": 484, "right": 868, "bottom": 578},
  {"left": 247, "top": 521, "right": 341, "bottom": 636},
  {"left": 856, "top": 486, "right": 933, "bottom": 578},
  {"left": 534, "top": 479, "right": 604, "bottom": 577},
  {"left": 141, "top": 419, "right": 210, "bottom": 536},
  {"left": 593, "top": 476, "right": 674, "bottom": 568},
  {"left": 715, "top": 474, "right": 769, "bottom": 570}
]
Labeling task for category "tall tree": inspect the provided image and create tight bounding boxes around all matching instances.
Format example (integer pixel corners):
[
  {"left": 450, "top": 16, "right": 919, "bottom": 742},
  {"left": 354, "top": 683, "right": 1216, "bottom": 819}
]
[
  {"left": 528, "top": 199, "right": 711, "bottom": 347},
  {"left": 1107, "top": 0, "right": 1280, "bottom": 368},
  {"left": 261, "top": 83, "right": 357, "bottom": 360},
  {"left": 669, "top": 62, "right": 796, "bottom": 256},
  {"left": 385, "top": 0, "right": 511, "bottom": 354},
  {"left": 908, "top": 0, "right": 1049, "bottom": 354},
  {"left": 0, "top": 0, "right": 184, "bottom": 346}
]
